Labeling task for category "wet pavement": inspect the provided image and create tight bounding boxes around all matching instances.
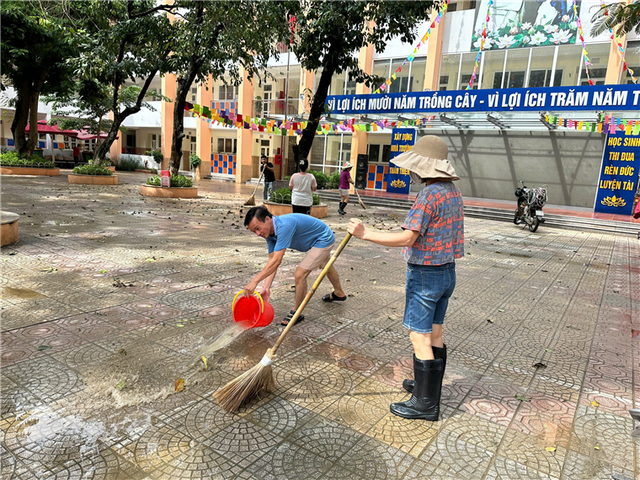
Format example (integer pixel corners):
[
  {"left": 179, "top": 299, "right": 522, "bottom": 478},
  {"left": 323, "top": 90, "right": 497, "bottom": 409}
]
[{"left": 1, "top": 171, "right": 639, "bottom": 480}]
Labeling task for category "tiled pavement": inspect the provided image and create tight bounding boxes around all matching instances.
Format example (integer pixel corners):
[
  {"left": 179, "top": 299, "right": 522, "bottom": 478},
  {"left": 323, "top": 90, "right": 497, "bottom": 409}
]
[{"left": 1, "top": 171, "right": 639, "bottom": 480}]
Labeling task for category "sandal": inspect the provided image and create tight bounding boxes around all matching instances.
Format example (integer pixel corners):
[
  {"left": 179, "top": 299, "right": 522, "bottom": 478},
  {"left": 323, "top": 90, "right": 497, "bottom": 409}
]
[
  {"left": 281, "top": 310, "right": 305, "bottom": 326},
  {"left": 322, "top": 292, "right": 347, "bottom": 302}
]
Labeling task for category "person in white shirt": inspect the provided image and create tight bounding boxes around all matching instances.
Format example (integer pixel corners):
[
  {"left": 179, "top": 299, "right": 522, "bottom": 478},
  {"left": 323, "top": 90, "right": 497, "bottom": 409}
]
[{"left": 289, "top": 159, "right": 317, "bottom": 215}]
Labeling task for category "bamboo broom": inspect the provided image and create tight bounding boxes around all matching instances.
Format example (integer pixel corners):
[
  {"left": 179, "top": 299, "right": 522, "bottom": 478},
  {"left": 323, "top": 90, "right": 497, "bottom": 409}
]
[
  {"left": 213, "top": 232, "right": 352, "bottom": 412},
  {"left": 243, "top": 171, "right": 264, "bottom": 206}
]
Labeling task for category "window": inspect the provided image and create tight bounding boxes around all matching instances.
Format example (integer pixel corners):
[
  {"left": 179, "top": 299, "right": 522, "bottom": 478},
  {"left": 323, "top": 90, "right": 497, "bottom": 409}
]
[
  {"left": 260, "top": 139, "right": 269, "bottom": 158},
  {"left": 126, "top": 132, "right": 136, "bottom": 148},
  {"left": 216, "top": 137, "right": 236, "bottom": 153},
  {"left": 191, "top": 85, "right": 197, "bottom": 102},
  {"left": 382, "top": 145, "right": 391, "bottom": 163},
  {"left": 439, "top": 75, "right": 450, "bottom": 91},
  {"left": 190, "top": 136, "right": 196, "bottom": 154},
  {"left": 262, "top": 85, "right": 272, "bottom": 116},
  {"left": 368, "top": 144, "right": 380, "bottom": 163},
  {"left": 580, "top": 68, "right": 607, "bottom": 86},
  {"left": 151, "top": 134, "right": 157, "bottom": 150},
  {"left": 340, "top": 142, "right": 351, "bottom": 164},
  {"left": 218, "top": 85, "right": 238, "bottom": 101}
]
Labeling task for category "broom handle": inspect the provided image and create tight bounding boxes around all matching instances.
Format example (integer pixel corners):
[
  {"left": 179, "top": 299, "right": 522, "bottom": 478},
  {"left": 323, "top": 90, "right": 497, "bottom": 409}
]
[
  {"left": 269, "top": 232, "right": 352, "bottom": 354},
  {"left": 250, "top": 171, "right": 264, "bottom": 197}
]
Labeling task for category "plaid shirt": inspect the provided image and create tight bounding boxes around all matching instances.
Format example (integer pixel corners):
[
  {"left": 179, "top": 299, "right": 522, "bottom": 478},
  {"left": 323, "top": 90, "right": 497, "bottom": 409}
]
[{"left": 402, "top": 182, "right": 464, "bottom": 265}]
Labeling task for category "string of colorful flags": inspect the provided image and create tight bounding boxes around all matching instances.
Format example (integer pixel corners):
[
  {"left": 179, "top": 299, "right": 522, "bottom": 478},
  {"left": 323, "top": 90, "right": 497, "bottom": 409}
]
[
  {"left": 545, "top": 114, "right": 640, "bottom": 135},
  {"left": 572, "top": 0, "right": 594, "bottom": 86},
  {"left": 467, "top": 0, "right": 492, "bottom": 90},
  {"left": 184, "top": 100, "right": 436, "bottom": 135},
  {"left": 373, "top": 0, "right": 452, "bottom": 94},
  {"left": 600, "top": 0, "right": 637, "bottom": 84}
]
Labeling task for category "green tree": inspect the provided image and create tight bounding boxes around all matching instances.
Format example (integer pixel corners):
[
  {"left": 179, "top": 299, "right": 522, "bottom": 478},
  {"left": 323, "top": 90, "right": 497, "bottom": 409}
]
[
  {"left": 591, "top": 2, "right": 640, "bottom": 37},
  {"left": 1, "top": 1, "right": 77, "bottom": 155},
  {"left": 69, "top": 0, "right": 177, "bottom": 164},
  {"left": 165, "top": 1, "right": 288, "bottom": 175},
  {"left": 283, "top": 1, "right": 435, "bottom": 163}
]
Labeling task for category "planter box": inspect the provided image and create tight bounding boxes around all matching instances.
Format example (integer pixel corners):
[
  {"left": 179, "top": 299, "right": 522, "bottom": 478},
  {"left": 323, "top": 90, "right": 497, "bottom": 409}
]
[
  {"left": 265, "top": 202, "right": 328, "bottom": 219},
  {"left": 0, "top": 166, "right": 60, "bottom": 176},
  {"left": 68, "top": 174, "right": 118, "bottom": 185},
  {"left": 140, "top": 184, "right": 198, "bottom": 198},
  {"left": 1, "top": 212, "right": 19, "bottom": 246}
]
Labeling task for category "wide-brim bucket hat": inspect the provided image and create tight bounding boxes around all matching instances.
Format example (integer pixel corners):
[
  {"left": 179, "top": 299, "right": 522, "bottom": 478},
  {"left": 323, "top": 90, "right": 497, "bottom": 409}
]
[
  {"left": 342, "top": 162, "right": 353, "bottom": 169},
  {"left": 392, "top": 135, "right": 459, "bottom": 181}
]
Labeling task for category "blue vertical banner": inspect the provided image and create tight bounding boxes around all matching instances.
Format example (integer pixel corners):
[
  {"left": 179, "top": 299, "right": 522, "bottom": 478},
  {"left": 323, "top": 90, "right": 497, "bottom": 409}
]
[
  {"left": 594, "top": 131, "right": 640, "bottom": 216},
  {"left": 386, "top": 128, "right": 416, "bottom": 195}
]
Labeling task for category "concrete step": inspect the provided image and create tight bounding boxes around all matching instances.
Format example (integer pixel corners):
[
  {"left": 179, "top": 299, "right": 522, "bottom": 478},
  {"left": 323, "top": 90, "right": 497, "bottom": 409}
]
[{"left": 317, "top": 191, "right": 640, "bottom": 237}]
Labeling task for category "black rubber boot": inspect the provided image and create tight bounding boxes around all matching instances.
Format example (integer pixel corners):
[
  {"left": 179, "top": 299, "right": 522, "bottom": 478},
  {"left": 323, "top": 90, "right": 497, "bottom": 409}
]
[
  {"left": 338, "top": 202, "right": 346, "bottom": 215},
  {"left": 403, "top": 344, "right": 446, "bottom": 394},
  {"left": 391, "top": 356, "right": 443, "bottom": 420}
]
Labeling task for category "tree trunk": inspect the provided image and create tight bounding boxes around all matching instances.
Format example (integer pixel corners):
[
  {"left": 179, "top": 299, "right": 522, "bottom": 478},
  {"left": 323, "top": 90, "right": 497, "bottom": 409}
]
[
  {"left": 11, "top": 82, "right": 31, "bottom": 154},
  {"left": 169, "top": 62, "right": 202, "bottom": 176},
  {"left": 94, "top": 69, "right": 159, "bottom": 163},
  {"left": 95, "top": 117, "right": 103, "bottom": 151},
  {"left": 25, "top": 86, "right": 43, "bottom": 156},
  {"left": 294, "top": 63, "right": 336, "bottom": 163}
]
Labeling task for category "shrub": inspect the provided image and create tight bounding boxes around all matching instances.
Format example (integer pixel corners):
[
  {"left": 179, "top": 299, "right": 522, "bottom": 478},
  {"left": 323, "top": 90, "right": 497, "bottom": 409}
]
[
  {"left": 312, "top": 193, "right": 320, "bottom": 205},
  {"left": 269, "top": 187, "right": 292, "bottom": 204},
  {"left": 72, "top": 164, "right": 113, "bottom": 175},
  {"left": 189, "top": 153, "right": 202, "bottom": 169},
  {"left": 146, "top": 174, "right": 193, "bottom": 188},
  {"left": 309, "top": 170, "right": 329, "bottom": 189},
  {"left": 118, "top": 157, "right": 140, "bottom": 171},
  {"left": 283, "top": 175, "right": 291, "bottom": 181},
  {"left": 145, "top": 149, "right": 164, "bottom": 164},
  {"left": 0, "top": 152, "right": 55, "bottom": 168},
  {"left": 328, "top": 171, "right": 340, "bottom": 189}
]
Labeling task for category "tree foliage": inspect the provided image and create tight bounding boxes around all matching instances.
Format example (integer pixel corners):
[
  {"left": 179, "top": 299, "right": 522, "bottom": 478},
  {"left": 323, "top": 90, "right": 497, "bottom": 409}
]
[
  {"left": 1, "top": 1, "right": 79, "bottom": 155},
  {"left": 282, "top": 0, "right": 436, "bottom": 163},
  {"left": 591, "top": 2, "right": 640, "bottom": 37},
  {"left": 165, "top": 0, "right": 289, "bottom": 175},
  {"left": 68, "top": 0, "right": 176, "bottom": 163}
]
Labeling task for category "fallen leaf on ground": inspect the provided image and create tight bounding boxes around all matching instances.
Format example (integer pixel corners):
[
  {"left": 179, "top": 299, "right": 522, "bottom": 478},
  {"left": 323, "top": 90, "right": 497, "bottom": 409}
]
[
  {"left": 37, "top": 345, "right": 52, "bottom": 351},
  {"left": 175, "top": 378, "right": 185, "bottom": 392},
  {"left": 591, "top": 400, "right": 599, "bottom": 407},
  {"left": 115, "top": 380, "right": 125, "bottom": 390},
  {"left": 545, "top": 446, "right": 556, "bottom": 453},
  {"left": 515, "top": 395, "right": 531, "bottom": 402},
  {"left": 532, "top": 362, "right": 547, "bottom": 369},
  {"left": 487, "top": 318, "right": 494, "bottom": 324},
  {"left": 201, "top": 356, "right": 208, "bottom": 371},
  {"left": 498, "top": 309, "right": 505, "bottom": 312}
]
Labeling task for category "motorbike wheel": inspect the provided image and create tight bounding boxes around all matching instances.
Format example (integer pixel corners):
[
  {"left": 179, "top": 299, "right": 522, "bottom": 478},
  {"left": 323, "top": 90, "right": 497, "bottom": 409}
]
[
  {"left": 528, "top": 216, "right": 540, "bottom": 232},
  {"left": 513, "top": 210, "right": 522, "bottom": 225}
]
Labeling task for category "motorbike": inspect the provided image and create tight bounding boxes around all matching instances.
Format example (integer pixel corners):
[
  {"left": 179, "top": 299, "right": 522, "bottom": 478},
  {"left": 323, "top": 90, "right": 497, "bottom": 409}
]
[{"left": 514, "top": 180, "right": 547, "bottom": 232}]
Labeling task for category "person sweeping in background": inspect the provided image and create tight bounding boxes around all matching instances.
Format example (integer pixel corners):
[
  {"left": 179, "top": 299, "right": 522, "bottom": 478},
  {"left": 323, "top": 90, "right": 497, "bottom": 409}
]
[
  {"left": 338, "top": 162, "right": 355, "bottom": 215},
  {"left": 347, "top": 135, "right": 464, "bottom": 421}
]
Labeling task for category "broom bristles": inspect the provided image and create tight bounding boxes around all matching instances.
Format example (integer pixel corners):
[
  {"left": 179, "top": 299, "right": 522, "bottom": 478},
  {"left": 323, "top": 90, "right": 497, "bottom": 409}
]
[
  {"left": 213, "top": 362, "right": 275, "bottom": 412},
  {"left": 244, "top": 195, "right": 256, "bottom": 206}
]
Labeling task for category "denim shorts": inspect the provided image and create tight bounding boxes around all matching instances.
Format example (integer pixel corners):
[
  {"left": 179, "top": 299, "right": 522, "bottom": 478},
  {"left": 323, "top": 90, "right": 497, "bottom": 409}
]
[{"left": 403, "top": 262, "right": 456, "bottom": 334}]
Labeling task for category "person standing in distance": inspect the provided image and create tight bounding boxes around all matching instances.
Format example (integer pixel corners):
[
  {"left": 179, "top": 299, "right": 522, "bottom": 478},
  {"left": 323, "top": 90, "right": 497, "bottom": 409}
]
[
  {"left": 338, "top": 162, "right": 355, "bottom": 215},
  {"left": 347, "top": 135, "right": 464, "bottom": 420},
  {"left": 260, "top": 154, "right": 276, "bottom": 202},
  {"left": 289, "top": 159, "right": 317, "bottom": 215}
]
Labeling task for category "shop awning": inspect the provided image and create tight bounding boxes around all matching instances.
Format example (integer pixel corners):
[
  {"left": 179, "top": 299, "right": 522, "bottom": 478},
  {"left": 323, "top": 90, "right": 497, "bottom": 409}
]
[{"left": 25, "top": 120, "right": 78, "bottom": 136}]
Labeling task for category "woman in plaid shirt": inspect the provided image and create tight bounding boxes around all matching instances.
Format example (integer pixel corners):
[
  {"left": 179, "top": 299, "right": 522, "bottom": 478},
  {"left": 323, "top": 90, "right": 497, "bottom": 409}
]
[{"left": 348, "top": 135, "right": 464, "bottom": 421}]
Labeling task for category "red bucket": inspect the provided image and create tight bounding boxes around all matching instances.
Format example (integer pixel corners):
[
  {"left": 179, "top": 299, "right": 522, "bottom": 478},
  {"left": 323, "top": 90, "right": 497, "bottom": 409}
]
[{"left": 232, "top": 291, "right": 274, "bottom": 328}]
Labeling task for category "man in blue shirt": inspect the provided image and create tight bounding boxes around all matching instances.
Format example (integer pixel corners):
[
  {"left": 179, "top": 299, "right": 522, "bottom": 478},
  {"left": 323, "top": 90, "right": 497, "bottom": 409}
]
[{"left": 243, "top": 206, "right": 347, "bottom": 325}]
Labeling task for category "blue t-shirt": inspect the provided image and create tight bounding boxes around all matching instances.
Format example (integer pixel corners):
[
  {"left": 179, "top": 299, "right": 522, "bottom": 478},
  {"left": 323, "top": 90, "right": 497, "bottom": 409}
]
[{"left": 266, "top": 214, "right": 335, "bottom": 254}]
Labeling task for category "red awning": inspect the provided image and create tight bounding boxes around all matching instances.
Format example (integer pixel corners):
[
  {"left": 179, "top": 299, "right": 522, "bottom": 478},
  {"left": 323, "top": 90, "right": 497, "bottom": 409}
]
[
  {"left": 25, "top": 120, "right": 79, "bottom": 136},
  {"left": 75, "top": 129, "right": 109, "bottom": 140}
]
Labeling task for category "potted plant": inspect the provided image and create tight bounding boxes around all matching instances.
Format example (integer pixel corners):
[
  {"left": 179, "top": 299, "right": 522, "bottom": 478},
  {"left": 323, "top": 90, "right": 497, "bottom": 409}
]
[
  {"left": 144, "top": 149, "right": 164, "bottom": 172},
  {"left": 69, "top": 161, "right": 117, "bottom": 185},
  {"left": 140, "top": 173, "right": 198, "bottom": 198},
  {"left": 264, "top": 187, "right": 327, "bottom": 218},
  {"left": 0, "top": 151, "right": 60, "bottom": 176}
]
